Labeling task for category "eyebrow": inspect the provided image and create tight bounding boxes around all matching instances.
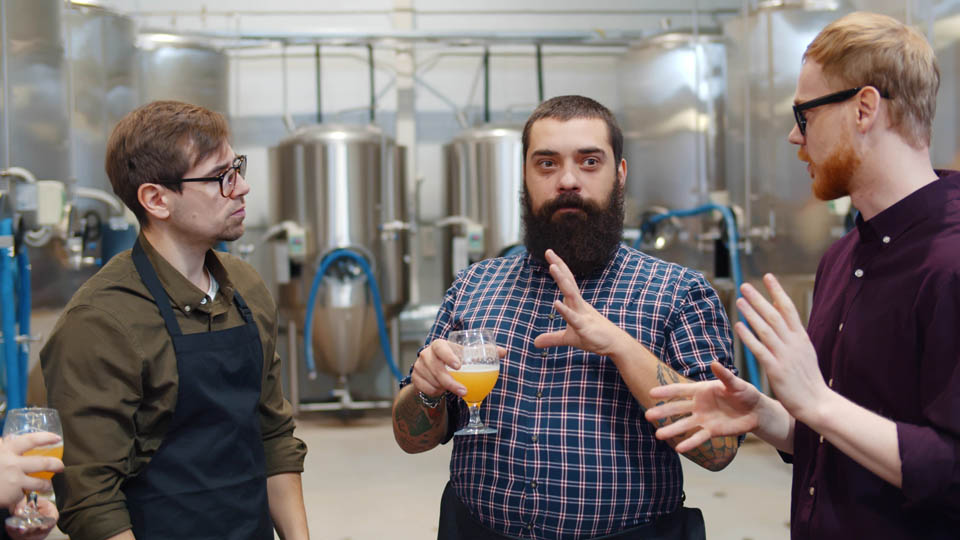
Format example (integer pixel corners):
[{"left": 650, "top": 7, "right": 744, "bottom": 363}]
[
  {"left": 203, "top": 156, "right": 235, "bottom": 177},
  {"left": 531, "top": 149, "right": 560, "bottom": 158},
  {"left": 577, "top": 147, "right": 605, "bottom": 156}
]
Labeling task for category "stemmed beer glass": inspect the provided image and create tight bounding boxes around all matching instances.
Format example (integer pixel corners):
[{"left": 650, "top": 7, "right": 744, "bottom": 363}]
[
  {"left": 3, "top": 407, "right": 62, "bottom": 532},
  {"left": 447, "top": 329, "right": 500, "bottom": 436}
]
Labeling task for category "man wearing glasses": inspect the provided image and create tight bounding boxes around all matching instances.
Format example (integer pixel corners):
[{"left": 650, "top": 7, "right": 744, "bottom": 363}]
[
  {"left": 646, "top": 12, "right": 960, "bottom": 538},
  {"left": 41, "top": 101, "right": 309, "bottom": 540}
]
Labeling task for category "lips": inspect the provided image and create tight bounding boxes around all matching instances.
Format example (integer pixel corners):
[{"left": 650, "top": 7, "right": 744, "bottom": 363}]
[{"left": 231, "top": 207, "right": 246, "bottom": 218}]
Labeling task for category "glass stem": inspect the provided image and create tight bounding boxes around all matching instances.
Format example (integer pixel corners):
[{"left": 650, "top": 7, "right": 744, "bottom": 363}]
[{"left": 467, "top": 403, "right": 482, "bottom": 427}]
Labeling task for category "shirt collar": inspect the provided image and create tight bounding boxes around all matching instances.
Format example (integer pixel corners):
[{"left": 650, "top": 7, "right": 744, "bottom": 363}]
[
  {"left": 855, "top": 170, "right": 960, "bottom": 243},
  {"left": 137, "top": 234, "right": 236, "bottom": 314}
]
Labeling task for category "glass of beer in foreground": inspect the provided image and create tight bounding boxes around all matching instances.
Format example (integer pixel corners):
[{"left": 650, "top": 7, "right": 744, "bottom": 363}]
[
  {"left": 3, "top": 407, "right": 63, "bottom": 532},
  {"left": 447, "top": 329, "right": 500, "bottom": 436}
]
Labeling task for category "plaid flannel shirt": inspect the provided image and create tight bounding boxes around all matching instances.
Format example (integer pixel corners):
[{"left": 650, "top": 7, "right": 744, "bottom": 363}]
[{"left": 405, "top": 244, "right": 734, "bottom": 539}]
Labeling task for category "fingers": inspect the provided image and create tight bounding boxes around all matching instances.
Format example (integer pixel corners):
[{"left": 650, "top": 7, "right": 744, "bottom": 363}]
[
  {"left": 671, "top": 429, "right": 712, "bottom": 454},
  {"left": 734, "top": 322, "right": 776, "bottom": 370},
  {"left": 644, "top": 399, "right": 693, "bottom": 422},
  {"left": 736, "top": 293, "right": 784, "bottom": 354},
  {"left": 552, "top": 299, "right": 580, "bottom": 328},
  {"left": 533, "top": 330, "right": 566, "bottom": 349},
  {"left": 739, "top": 283, "right": 789, "bottom": 340},
  {"left": 4, "top": 433, "right": 61, "bottom": 456},
  {"left": 17, "top": 455, "right": 63, "bottom": 477},
  {"left": 763, "top": 273, "right": 805, "bottom": 331},
  {"left": 412, "top": 341, "right": 467, "bottom": 397},
  {"left": 649, "top": 382, "right": 704, "bottom": 401},
  {"left": 545, "top": 250, "right": 584, "bottom": 306},
  {"left": 652, "top": 414, "right": 698, "bottom": 440},
  {"left": 17, "top": 475, "right": 52, "bottom": 496},
  {"left": 497, "top": 346, "right": 508, "bottom": 358},
  {"left": 710, "top": 361, "right": 745, "bottom": 392}
]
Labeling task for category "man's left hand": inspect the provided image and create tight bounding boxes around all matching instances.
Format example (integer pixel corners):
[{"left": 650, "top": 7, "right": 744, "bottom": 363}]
[
  {"left": 735, "top": 273, "right": 831, "bottom": 424},
  {"left": 533, "top": 249, "right": 629, "bottom": 356}
]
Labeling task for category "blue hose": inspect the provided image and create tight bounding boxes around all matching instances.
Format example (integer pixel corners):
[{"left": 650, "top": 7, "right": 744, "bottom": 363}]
[
  {"left": 16, "top": 243, "right": 29, "bottom": 401},
  {"left": 635, "top": 204, "right": 761, "bottom": 389},
  {"left": 0, "top": 219, "right": 21, "bottom": 409},
  {"left": 303, "top": 248, "right": 404, "bottom": 382}
]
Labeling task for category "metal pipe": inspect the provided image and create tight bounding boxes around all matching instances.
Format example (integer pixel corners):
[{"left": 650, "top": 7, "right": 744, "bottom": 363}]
[
  {"left": 281, "top": 44, "right": 296, "bottom": 133},
  {"left": 1, "top": 0, "right": 9, "bottom": 170},
  {"left": 74, "top": 187, "right": 125, "bottom": 215},
  {"left": 483, "top": 47, "right": 490, "bottom": 124},
  {"left": 536, "top": 44, "right": 544, "bottom": 103},
  {"left": 287, "top": 319, "right": 299, "bottom": 416},
  {"left": 15, "top": 245, "right": 28, "bottom": 401},
  {"left": 131, "top": 8, "right": 739, "bottom": 17},
  {"left": 368, "top": 44, "right": 376, "bottom": 123},
  {"left": 315, "top": 44, "right": 323, "bottom": 124}
]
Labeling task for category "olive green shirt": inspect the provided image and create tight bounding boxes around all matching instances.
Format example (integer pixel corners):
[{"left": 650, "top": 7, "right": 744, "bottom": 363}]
[{"left": 41, "top": 235, "right": 307, "bottom": 540}]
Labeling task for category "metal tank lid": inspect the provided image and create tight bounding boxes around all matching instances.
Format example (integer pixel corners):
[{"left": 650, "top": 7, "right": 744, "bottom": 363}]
[
  {"left": 627, "top": 28, "right": 724, "bottom": 51},
  {"left": 754, "top": 0, "right": 845, "bottom": 12},
  {"left": 137, "top": 33, "right": 224, "bottom": 52},
  {"left": 451, "top": 123, "right": 522, "bottom": 142},
  {"left": 278, "top": 123, "right": 392, "bottom": 145}
]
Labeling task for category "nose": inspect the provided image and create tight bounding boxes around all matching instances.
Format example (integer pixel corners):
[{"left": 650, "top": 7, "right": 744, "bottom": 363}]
[
  {"left": 788, "top": 123, "right": 805, "bottom": 146},
  {"left": 232, "top": 171, "right": 251, "bottom": 198},
  {"left": 557, "top": 163, "right": 581, "bottom": 193}
]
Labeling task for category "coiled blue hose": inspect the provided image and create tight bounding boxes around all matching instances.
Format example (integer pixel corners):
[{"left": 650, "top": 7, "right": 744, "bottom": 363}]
[
  {"left": 634, "top": 204, "right": 761, "bottom": 389},
  {"left": 303, "top": 248, "right": 404, "bottom": 382}
]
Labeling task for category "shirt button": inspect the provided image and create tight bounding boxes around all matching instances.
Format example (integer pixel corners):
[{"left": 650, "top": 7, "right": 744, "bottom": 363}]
[
  {"left": 536, "top": 391, "right": 543, "bottom": 399},
  {"left": 854, "top": 269, "right": 864, "bottom": 278},
  {"left": 200, "top": 297, "right": 207, "bottom": 305},
  {"left": 527, "top": 523, "right": 534, "bottom": 531},
  {"left": 184, "top": 305, "right": 192, "bottom": 313},
  {"left": 548, "top": 312, "right": 555, "bottom": 320},
  {"left": 882, "top": 235, "right": 891, "bottom": 244},
  {"left": 531, "top": 434, "right": 538, "bottom": 443},
  {"left": 540, "top": 351, "right": 547, "bottom": 358},
  {"left": 530, "top": 480, "right": 538, "bottom": 489},
  {"left": 809, "top": 486, "right": 815, "bottom": 496},
  {"left": 838, "top": 323, "right": 843, "bottom": 332},
  {"left": 828, "top": 378, "right": 834, "bottom": 388},
  {"left": 819, "top": 435, "right": 824, "bottom": 444}
]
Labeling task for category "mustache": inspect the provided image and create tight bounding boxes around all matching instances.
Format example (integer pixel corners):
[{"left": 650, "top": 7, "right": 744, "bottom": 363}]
[{"left": 537, "top": 192, "right": 604, "bottom": 218}]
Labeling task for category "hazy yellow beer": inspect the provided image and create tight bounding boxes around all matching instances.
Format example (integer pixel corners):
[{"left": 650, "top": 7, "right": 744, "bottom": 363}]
[
  {"left": 24, "top": 444, "right": 64, "bottom": 480},
  {"left": 449, "top": 365, "right": 499, "bottom": 405}
]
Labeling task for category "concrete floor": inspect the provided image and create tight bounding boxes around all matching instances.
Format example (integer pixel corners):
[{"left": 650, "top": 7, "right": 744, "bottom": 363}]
[{"left": 45, "top": 411, "right": 791, "bottom": 540}]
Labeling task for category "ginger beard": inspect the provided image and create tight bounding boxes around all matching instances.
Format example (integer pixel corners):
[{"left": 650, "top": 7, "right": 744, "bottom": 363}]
[{"left": 799, "top": 141, "right": 861, "bottom": 201}]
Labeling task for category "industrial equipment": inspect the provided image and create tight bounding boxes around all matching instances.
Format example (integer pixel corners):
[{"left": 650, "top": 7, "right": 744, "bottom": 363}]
[{"left": 269, "top": 123, "right": 410, "bottom": 412}]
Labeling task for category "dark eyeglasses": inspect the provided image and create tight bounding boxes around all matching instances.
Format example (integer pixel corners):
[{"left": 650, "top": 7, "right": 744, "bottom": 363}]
[
  {"left": 793, "top": 87, "right": 891, "bottom": 137},
  {"left": 157, "top": 154, "right": 247, "bottom": 197}
]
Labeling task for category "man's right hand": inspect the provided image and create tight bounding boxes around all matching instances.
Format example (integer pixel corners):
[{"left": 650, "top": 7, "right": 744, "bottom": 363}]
[
  {"left": 0, "top": 432, "right": 64, "bottom": 508},
  {"left": 411, "top": 339, "right": 508, "bottom": 399}
]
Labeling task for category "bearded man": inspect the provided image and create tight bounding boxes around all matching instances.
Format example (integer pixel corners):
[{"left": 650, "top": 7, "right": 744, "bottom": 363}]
[
  {"left": 645, "top": 12, "right": 960, "bottom": 539},
  {"left": 392, "top": 95, "right": 739, "bottom": 540}
]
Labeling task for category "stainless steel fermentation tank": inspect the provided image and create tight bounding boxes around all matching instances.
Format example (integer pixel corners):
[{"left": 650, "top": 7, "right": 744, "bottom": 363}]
[
  {"left": 619, "top": 31, "right": 727, "bottom": 273},
  {"left": 270, "top": 124, "right": 409, "bottom": 406},
  {"left": 137, "top": 34, "right": 230, "bottom": 116},
  {"left": 441, "top": 124, "right": 524, "bottom": 286}
]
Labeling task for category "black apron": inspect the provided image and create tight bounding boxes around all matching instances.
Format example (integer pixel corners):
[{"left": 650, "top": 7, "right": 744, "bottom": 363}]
[
  {"left": 438, "top": 481, "right": 705, "bottom": 540},
  {"left": 123, "top": 241, "right": 273, "bottom": 539}
]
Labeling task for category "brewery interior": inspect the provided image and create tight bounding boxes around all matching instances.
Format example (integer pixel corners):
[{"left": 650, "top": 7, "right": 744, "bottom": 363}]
[{"left": 2, "top": 0, "right": 958, "bottom": 538}]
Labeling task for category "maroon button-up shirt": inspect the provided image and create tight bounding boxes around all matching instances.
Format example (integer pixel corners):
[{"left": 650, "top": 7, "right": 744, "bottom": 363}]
[{"left": 788, "top": 170, "right": 960, "bottom": 538}]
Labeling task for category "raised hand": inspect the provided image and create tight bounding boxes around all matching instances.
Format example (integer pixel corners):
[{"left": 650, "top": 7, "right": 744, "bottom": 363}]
[
  {"left": 735, "top": 274, "right": 829, "bottom": 423},
  {"left": 533, "top": 249, "right": 630, "bottom": 356},
  {"left": 645, "top": 362, "right": 762, "bottom": 453}
]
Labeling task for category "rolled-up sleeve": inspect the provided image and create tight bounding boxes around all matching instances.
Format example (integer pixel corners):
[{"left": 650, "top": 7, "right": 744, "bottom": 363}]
[
  {"left": 41, "top": 306, "right": 141, "bottom": 540},
  {"left": 259, "top": 304, "right": 307, "bottom": 476},
  {"left": 898, "top": 271, "right": 960, "bottom": 512},
  {"left": 663, "top": 270, "right": 735, "bottom": 382}
]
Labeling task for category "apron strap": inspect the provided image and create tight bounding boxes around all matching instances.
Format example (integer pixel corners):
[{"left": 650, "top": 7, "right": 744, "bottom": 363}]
[{"left": 132, "top": 240, "right": 183, "bottom": 337}]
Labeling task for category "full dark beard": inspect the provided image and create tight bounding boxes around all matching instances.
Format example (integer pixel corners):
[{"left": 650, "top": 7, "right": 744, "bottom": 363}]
[{"left": 522, "top": 180, "right": 625, "bottom": 279}]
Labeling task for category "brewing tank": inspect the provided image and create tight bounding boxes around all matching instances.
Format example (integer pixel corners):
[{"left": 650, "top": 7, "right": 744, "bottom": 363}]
[
  {"left": 270, "top": 124, "right": 408, "bottom": 378},
  {"left": 137, "top": 34, "right": 229, "bottom": 115},
  {"left": 442, "top": 124, "right": 524, "bottom": 286},
  {"left": 618, "top": 31, "right": 727, "bottom": 272}
]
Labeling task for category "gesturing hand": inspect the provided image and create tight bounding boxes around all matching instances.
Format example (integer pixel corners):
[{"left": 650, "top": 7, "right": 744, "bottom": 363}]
[
  {"left": 735, "top": 274, "right": 829, "bottom": 423},
  {"left": 645, "top": 362, "right": 762, "bottom": 452},
  {"left": 533, "top": 249, "right": 630, "bottom": 356}
]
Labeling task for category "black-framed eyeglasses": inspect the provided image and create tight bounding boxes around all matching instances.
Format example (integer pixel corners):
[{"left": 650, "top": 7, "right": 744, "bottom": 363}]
[
  {"left": 156, "top": 154, "right": 247, "bottom": 197},
  {"left": 793, "top": 87, "right": 891, "bottom": 137}
]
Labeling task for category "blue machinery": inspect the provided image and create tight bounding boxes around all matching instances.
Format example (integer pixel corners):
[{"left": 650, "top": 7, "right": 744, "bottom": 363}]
[
  {"left": 0, "top": 218, "right": 29, "bottom": 410},
  {"left": 636, "top": 204, "right": 762, "bottom": 389}
]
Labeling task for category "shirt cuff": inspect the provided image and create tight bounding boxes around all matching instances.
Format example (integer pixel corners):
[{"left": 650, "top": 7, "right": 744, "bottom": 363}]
[
  {"left": 59, "top": 503, "right": 132, "bottom": 540},
  {"left": 264, "top": 434, "right": 308, "bottom": 476},
  {"left": 897, "top": 421, "right": 956, "bottom": 505}
]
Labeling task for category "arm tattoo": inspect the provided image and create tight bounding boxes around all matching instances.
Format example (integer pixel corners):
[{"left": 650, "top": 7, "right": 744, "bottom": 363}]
[
  {"left": 653, "top": 362, "right": 738, "bottom": 471},
  {"left": 393, "top": 392, "right": 447, "bottom": 453}
]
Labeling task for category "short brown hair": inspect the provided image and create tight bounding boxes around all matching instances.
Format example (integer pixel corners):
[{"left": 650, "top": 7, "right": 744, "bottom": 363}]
[
  {"left": 804, "top": 11, "right": 939, "bottom": 149},
  {"left": 105, "top": 100, "right": 230, "bottom": 225},
  {"left": 522, "top": 95, "right": 623, "bottom": 164}
]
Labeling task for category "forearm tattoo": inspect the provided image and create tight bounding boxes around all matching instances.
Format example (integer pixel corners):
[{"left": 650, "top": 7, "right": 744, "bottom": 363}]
[
  {"left": 653, "top": 363, "right": 738, "bottom": 471},
  {"left": 393, "top": 392, "right": 447, "bottom": 452}
]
